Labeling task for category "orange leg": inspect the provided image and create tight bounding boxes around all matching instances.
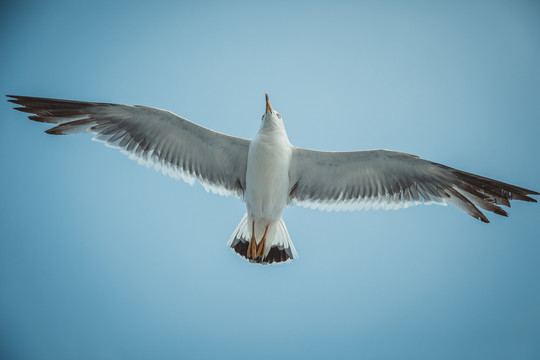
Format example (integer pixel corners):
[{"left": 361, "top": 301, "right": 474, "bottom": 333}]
[
  {"left": 247, "top": 220, "right": 257, "bottom": 258},
  {"left": 255, "top": 224, "right": 270, "bottom": 258}
]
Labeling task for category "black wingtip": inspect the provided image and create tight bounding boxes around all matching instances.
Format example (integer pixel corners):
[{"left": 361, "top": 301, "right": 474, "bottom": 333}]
[
  {"left": 6, "top": 95, "right": 22, "bottom": 103},
  {"left": 7, "top": 95, "right": 25, "bottom": 106},
  {"left": 45, "top": 128, "right": 63, "bottom": 135}
]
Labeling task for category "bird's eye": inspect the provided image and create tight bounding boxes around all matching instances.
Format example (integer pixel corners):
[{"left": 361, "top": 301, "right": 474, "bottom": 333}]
[
  {"left": 276, "top": 113, "right": 282, "bottom": 119},
  {"left": 261, "top": 115, "right": 264, "bottom": 121}
]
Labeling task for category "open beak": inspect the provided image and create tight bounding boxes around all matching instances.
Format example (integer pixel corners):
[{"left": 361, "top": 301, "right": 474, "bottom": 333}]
[{"left": 265, "top": 93, "right": 273, "bottom": 113}]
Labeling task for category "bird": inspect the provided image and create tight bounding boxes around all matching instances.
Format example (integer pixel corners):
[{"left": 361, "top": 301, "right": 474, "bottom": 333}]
[{"left": 7, "top": 94, "right": 538, "bottom": 265}]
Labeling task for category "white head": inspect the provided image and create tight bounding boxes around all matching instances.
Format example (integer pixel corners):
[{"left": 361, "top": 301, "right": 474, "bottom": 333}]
[{"left": 260, "top": 93, "right": 285, "bottom": 130}]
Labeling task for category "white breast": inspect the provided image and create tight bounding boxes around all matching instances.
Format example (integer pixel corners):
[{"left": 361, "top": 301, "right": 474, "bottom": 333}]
[{"left": 245, "top": 127, "right": 292, "bottom": 224}]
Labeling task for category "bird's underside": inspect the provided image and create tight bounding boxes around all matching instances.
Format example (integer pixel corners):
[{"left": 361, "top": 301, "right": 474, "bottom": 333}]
[{"left": 7, "top": 94, "right": 539, "bottom": 265}]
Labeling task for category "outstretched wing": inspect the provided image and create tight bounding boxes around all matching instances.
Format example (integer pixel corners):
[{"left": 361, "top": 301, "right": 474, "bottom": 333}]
[
  {"left": 288, "top": 148, "right": 538, "bottom": 222},
  {"left": 8, "top": 95, "right": 250, "bottom": 197}
]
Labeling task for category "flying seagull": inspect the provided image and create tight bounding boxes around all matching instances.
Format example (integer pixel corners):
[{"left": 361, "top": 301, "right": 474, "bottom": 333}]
[{"left": 7, "top": 94, "right": 538, "bottom": 265}]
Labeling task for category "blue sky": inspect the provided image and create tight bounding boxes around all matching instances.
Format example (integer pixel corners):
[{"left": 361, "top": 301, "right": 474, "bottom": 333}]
[{"left": 1, "top": 1, "right": 539, "bottom": 359}]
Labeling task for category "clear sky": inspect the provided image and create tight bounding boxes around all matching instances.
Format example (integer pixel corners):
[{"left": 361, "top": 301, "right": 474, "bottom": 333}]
[{"left": 1, "top": 1, "right": 539, "bottom": 359}]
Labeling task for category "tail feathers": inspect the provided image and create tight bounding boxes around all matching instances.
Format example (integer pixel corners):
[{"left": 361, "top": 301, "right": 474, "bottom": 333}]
[{"left": 227, "top": 214, "right": 298, "bottom": 265}]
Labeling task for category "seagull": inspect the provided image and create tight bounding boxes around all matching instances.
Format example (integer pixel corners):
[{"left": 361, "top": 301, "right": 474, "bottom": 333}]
[{"left": 8, "top": 94, "right": 538, "bottom": 265}]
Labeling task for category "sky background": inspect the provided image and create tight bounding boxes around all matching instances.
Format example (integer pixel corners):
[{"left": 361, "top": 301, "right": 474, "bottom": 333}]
[{"left": 1, "top": 1, "right": 539, "bottom": 359}]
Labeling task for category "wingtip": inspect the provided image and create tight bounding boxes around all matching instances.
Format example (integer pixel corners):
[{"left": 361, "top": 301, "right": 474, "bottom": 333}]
[
  {"left": 493, "top": 207, "right": 509, "bottom": 217},
  {"left": 523, "top": 187, "right": 539, "bottom": 196},
  {"left": 6, "top": 95, "right": 22, "bottom": 103},
  {"left": 7, "top": 96, "right": 26, "bottom": 106},
  {"left": 45, "top": 128, "right": 61, "bottom": 135},
  {"left": 476, "top": 212, "right": 490, "bottom": 223}
]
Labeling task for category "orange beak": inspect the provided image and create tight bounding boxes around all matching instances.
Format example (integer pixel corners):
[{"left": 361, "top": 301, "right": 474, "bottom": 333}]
[{"left": 265, "top": 93, "right": 273, "bottom": 113}]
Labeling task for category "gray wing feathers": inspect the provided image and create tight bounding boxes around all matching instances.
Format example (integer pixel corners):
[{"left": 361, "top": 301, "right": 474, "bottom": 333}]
[
  {"left": 289, "top": 148, "right": 538, "bottom": 222},
  {"left": 8, "top": 95, "right": 249, "bottom": 197}
]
